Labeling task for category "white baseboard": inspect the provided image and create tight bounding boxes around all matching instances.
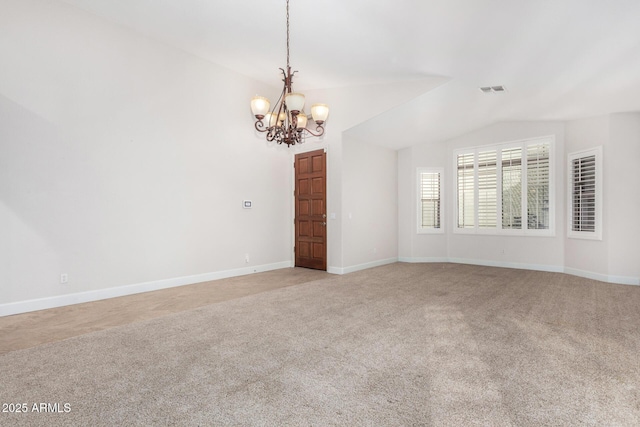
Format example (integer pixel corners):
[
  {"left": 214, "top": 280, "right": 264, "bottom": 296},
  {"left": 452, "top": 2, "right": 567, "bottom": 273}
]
[
  {"left": 4, "top": 258, "right": 637, "bottom": 317},
  {"left": 564, "top": 267, "right": 640, "bottom": 286},
  {"left": 329, "top": 257, "right": 398, "bottom": 275},
  {"left": 448, "top": 257, "right": 565, "bottom": 274},
  {"left": 398, "top": 257, "right": 449, "bottom": 263},
  {"left": 606, "top": 275, "right": 640, "bottom": 286},
  {"left": 0, "top": 261, "right": 294, "bottom": 317},
  {"left": 399, "top": 257, "right": 638, "bottom": 286}
]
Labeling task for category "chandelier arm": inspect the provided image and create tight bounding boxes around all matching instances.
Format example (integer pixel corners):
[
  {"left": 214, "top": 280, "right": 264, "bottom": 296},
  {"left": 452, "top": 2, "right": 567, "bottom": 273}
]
[
  {"left": 254, "top": 120, "right": 268, "bottom": 133},
  {"left": 283, "top": 67, "right": 291, "bottom": 93},
  {"left": 276, "top": 73, "right": 288, "bottom": 114},
  {"left": 301, "top": 125, "right": 326, "bottom": 138},
  {"left": 266, "top": 126, "right": 279, "bottom": 142}
]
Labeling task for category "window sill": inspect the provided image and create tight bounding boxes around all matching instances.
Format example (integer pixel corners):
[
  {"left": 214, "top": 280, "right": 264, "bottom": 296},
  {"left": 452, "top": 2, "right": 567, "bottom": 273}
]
[{"left": 453, "top": 228, "right": 556, "bottom": 237}]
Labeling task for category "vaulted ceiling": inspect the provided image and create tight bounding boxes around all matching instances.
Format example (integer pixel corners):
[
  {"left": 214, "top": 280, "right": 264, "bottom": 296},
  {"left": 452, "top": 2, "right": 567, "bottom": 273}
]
[{"left": 60, "top": 0, "right": 640, "bottom": 149}]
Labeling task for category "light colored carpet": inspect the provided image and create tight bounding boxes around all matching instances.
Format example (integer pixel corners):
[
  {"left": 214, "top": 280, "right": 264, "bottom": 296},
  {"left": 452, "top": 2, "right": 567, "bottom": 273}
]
[
  {"left": 1, "top": 263, "right": 639, "bottom": 426},
  {"left": 0, "top": 267, "right": 329, "bottom": 355}
]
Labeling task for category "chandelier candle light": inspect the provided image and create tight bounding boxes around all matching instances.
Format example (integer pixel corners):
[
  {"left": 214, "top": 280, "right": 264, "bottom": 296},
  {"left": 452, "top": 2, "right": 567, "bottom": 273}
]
[{"left": 250, "top": 0, "right": 329, "bottom": 146}]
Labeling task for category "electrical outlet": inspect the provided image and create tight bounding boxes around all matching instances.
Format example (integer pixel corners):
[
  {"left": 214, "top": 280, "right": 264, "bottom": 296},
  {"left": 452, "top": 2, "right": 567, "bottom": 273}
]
[
  {"left": 60, "top": 273, "right": 68, "bottom": 284},
  {"left": 245, "top": 254, "right": 250, "bottom": 263}
]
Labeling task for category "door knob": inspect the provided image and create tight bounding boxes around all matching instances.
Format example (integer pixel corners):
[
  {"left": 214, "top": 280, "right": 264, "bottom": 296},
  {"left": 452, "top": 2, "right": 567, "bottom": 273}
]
[
  {"left": 322, "top": 222, "right": 327, "bottom": 226},
  {"left": 322, "top": 214, "right": 327, "bottom": 218}
]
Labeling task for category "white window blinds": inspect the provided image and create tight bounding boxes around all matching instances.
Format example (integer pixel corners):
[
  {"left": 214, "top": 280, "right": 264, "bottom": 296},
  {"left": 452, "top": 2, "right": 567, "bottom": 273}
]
[
  {"left": 478, "top": 150, "right": 497, "bottom": 228},
  {"left": 568, "top": 147, "right": 601, "bottom": 240},
  {"left": 501, "top": 147, "right": 522, "bottom": 229},
  {"left": 527, "top": 143, "right": 550, "bottom": 230},
  {"left": 419, "top": 170, "right": 441, "bottom": 230},
  {"left": 457, "top": 154, "right": 475, "bottom": 228},
  {"left": 454, "top": 136, "right": 554, "bottom": 235},
  {"left": 571, "top": 155, "right": 596, "bottom": 232}
]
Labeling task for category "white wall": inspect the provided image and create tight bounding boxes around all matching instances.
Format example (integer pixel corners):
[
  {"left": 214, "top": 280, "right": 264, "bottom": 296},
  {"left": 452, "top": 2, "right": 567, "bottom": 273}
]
[
  {"left": 341, "top": 136, "right": 398, "bottom": 272},
  {"left": 3, "top": 1, "right": 637, "bottom": 316},
  {"left": 445, "top": 122, "right": 566, "bottom": 271},
  {"left": 0, "top": 0, "right": 293, "bottom": 313},
  {"left": 400, "top": 117, "right": 638, "bottom": 285},
  {"left": 564, "top": 116, "right": 610, "bottom": 279},
  {"left": 400, "top": 122, "right": 565, "bottom": 270},
  {"left": 398, "top": 143, "right": 448, "bottom": 261},
  {"left": 607, "top": 113, "right": 640, "bottom": 281},
  {"left": 397, "top": 147, "right": 413, "bottom": 259},
  {"left": 564, "top": 113, "right": 640, "bottom": 284},
  {"left": 0, "top": 1, "right": 443, "bottom": 314},
  {"left": 303, "top": 77, "right": 447, "bottom": 273}
]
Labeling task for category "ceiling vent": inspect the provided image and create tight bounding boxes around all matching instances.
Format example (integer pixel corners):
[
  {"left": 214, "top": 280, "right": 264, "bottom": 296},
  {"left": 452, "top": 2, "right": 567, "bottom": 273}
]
[{"left": 480, "top": 85, "right": 507, "bottom": 93}]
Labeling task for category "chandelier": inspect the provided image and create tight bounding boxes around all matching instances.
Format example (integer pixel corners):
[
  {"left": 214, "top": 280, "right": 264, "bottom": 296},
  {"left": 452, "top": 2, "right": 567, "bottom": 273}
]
[{"left": 250, "top": 0, "right": 329, "bottom": 146}]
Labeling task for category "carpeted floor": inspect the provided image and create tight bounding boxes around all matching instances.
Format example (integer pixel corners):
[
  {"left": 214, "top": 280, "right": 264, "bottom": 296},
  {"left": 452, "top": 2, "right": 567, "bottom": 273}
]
[
  {"left": 1, "top": 263, "right": 639, "bottom": 426},
  {"left": 0, "top": 267, "right": 329, "bottom": 355}
]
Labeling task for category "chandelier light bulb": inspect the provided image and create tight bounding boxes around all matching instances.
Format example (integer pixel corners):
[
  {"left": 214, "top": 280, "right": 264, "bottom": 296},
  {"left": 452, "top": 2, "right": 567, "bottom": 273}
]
[
  {"left": 311, "top": 104, "right": 329, "bottom": 124},
  {"left": 285, "top": 92, "right": 305, "bottom": 114},
  {"left": 296, "top": 112, "right": 308, "bottom": 129},
  {"left": 265, "top": 112, "right": 278, "bottom": 127},
  {"left": 250, "top": 96, "right": 270, "bottom": 118}
]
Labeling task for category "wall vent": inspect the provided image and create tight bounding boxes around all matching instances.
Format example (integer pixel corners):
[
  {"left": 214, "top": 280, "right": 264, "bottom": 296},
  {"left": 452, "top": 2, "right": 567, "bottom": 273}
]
[{"left": 480, "top": 85, "right": 507, "bottom": 93}]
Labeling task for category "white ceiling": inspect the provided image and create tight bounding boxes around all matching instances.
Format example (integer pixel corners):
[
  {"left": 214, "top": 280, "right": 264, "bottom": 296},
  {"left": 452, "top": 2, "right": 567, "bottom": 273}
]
[{"left": 59, "top": 0, "right": 640, "bottom": 149}]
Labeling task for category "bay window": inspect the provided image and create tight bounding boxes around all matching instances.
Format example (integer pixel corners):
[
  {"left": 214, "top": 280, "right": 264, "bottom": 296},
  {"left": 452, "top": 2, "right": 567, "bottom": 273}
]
[{"left": 454, "top": 136, "right": 554, "bottom": 235}]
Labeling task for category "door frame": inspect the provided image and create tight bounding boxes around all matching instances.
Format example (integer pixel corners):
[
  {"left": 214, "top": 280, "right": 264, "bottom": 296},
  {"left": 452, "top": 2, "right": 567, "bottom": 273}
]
[{"left": 291, "top": 145, "right": 329, "bottom": 270}]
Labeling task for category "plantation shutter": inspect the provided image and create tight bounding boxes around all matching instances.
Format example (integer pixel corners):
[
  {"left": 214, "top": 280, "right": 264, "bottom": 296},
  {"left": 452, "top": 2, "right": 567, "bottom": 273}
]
[
  {"left": 501, "top": 147, "right": 522, "bottom": 229},
  {"left": 571, "top": 155, "right": 596, "bottom": 232},
  {"left": 477, "top": 150, "right": 497, "bottom": 228},
  {"left": 457, "top": 153, "right": 475, "bottom": 228},
  {"left": 526, "top": 143, "right": 550, "bottom": 229},
  {"left": 420, "top": 171, "right": 441, "bottom": 229},
  {"left": 455, "top": 136, "right": 554, "bottom": 235}
]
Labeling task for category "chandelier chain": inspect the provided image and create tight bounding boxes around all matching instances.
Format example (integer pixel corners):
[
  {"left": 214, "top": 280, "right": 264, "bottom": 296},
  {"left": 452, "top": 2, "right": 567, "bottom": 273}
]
[{"left": 286, "top": 0, "right": 290, "bottom": 70}]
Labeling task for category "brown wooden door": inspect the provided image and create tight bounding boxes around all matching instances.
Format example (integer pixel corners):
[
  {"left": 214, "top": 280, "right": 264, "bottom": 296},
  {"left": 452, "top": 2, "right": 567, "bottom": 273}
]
[{"left": 295, "top": 149, "right": 327, "bottom": 270}]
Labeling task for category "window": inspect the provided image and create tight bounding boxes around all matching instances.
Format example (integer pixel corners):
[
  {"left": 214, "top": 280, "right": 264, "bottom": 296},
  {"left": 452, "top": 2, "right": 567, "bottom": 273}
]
[
  {"left": 454, "top": 136, "right": 554, "bottom": 235},
  {"left": 418, "top": 168, "right": 443, "bottom": 233},
  {"left": 568, "top": 147, "right": 602, "bottom": 240}
]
